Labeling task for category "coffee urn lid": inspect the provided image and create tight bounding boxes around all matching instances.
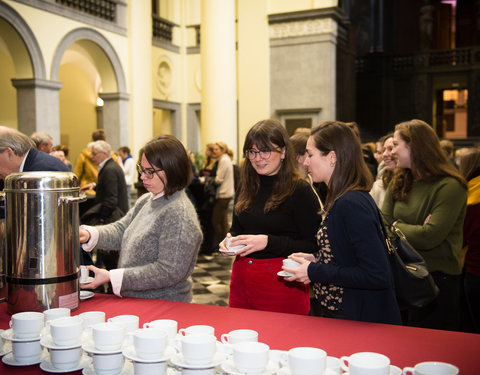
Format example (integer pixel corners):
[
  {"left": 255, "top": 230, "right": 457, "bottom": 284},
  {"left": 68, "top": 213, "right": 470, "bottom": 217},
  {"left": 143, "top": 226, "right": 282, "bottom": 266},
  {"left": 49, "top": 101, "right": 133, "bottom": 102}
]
[{"left": 4, "top": 172, "right": 79, "bottom": 191}]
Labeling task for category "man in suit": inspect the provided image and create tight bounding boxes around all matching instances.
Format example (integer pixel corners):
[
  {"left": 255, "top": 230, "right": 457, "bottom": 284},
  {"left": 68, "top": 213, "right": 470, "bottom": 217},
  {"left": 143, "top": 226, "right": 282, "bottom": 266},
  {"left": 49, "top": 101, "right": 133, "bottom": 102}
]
[
  {"left": 80, "top": 140, "right": 128, "bottom": 279},
  {"left": 0, "top": 126, "right": 70, "bottom": 179},
  {"left": 31, "top": 131, "right": 53, "bottom": 154}
]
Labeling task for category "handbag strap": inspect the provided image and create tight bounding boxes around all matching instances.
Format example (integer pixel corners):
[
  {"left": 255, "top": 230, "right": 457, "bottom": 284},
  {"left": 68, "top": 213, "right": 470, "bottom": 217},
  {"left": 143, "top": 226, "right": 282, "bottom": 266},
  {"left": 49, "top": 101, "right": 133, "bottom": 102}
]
[{"left": 374, "top": 206, "right": 395, "bottom": 255}]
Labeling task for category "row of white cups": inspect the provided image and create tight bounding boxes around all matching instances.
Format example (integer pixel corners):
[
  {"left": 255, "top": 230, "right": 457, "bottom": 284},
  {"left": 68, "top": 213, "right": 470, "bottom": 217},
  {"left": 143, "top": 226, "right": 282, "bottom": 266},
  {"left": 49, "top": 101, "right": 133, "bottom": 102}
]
[{"left": 1, "top": 308, "right": 460, "bottom": 375}]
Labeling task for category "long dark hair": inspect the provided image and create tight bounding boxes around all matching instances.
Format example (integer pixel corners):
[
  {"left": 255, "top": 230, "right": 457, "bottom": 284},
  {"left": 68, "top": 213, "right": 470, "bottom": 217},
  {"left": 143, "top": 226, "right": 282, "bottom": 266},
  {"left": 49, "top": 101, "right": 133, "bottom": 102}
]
[
  {"left": 391, "top": 119, "right": 466, "bottom": 202},
  {"left": 235, "top": 119, "right": 300, "bottom": 214},
  {"left": 309, "top": 121, "right": 373, "bottom": 214},
  {"left": 459, "top": 147, "right": 480, "bottom": 182}
]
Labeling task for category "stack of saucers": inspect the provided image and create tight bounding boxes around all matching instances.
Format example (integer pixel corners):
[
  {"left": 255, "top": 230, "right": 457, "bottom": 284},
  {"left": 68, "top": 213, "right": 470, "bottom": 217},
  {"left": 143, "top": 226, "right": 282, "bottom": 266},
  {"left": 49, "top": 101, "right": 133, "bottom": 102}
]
[{"left": 1, "top": 311, "right": 46, "bottom": 366}]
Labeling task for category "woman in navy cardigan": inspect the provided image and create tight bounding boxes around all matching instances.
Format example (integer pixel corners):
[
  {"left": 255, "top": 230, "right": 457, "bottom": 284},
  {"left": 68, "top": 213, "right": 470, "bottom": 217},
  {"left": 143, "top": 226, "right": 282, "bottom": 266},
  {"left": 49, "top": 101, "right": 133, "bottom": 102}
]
[{"left": 283, "top": 121, "right": 401, "bottom": 324}]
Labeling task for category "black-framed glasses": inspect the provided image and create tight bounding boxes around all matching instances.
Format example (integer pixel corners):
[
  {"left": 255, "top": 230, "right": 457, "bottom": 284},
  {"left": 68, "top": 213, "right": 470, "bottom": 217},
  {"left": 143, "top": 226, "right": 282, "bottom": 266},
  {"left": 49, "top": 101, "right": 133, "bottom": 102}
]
[
  {"left": 136, "top": 163, "right": 162, "bottom": 179},
  {"left": 245, "top": 149, "right": 272, "bottom": 161}
]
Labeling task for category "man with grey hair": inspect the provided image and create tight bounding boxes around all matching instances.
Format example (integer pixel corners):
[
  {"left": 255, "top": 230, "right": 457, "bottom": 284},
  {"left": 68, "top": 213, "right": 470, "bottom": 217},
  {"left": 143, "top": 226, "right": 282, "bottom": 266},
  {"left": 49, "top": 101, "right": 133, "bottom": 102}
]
[
  {"left": 31, "top": 131, "right": 53, "bottom": 154},
  {"left": 80, "top": 140, "right": 128, "bottom": 277},
  {"left": 0, "top": 126, "right": 69, "bottom": 180}
]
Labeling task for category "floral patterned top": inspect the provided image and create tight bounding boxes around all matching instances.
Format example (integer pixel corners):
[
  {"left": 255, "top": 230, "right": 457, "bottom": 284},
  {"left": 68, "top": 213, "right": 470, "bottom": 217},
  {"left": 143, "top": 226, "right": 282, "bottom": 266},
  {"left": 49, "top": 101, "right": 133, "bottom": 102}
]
[{"left": 312, "top": 215, "right": 344, "bottom": 311}]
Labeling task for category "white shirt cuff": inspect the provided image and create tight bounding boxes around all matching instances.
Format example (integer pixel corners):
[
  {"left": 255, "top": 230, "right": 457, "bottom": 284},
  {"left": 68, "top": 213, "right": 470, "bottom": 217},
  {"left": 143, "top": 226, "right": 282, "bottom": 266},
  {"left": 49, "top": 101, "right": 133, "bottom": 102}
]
[
  {"left": 80, "top": 225, "right": 99, "bottom": 252},
  {"left": 109, "top": 268, "right": 124, "bottom": 297}
]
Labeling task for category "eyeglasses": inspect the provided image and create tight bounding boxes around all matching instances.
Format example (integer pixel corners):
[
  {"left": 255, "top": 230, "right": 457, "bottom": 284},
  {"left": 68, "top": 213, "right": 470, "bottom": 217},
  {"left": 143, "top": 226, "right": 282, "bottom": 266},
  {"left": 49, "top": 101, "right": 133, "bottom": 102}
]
[
  {"left": 136, "top": 163, "right": 162, "bottom": 179},
  {"left": 245, "top": 149, "right": 272, "bottom": 161}
]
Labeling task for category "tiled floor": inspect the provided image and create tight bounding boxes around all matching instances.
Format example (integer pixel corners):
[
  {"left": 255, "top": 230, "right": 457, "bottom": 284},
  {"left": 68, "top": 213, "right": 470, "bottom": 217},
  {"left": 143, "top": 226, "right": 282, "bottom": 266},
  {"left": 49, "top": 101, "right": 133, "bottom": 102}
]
[{"left": 191, "top": 253, "right": 234, "bottom": 307}]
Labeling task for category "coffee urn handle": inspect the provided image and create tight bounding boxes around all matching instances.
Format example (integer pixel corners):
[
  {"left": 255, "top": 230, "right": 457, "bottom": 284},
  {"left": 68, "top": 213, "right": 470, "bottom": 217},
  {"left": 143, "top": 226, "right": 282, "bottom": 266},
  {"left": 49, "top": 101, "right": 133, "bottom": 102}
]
[{"left": 60, "top": 194, "right": 88, "bottom": 204}]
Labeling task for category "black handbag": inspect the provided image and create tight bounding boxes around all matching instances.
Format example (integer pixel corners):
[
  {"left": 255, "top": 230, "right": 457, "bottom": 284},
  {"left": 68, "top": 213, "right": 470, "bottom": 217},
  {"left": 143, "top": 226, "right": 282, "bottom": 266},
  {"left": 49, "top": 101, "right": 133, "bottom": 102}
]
[{"left": 377, "top": 210, "right": 440, "bottom": 309}]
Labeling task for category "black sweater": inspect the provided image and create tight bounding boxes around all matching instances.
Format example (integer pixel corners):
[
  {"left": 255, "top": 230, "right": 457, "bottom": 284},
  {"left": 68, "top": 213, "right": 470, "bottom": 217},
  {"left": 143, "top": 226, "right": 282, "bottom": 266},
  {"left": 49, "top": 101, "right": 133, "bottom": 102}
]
[{"left": 230, "top": 175, "right": 322, "bottom": 259}]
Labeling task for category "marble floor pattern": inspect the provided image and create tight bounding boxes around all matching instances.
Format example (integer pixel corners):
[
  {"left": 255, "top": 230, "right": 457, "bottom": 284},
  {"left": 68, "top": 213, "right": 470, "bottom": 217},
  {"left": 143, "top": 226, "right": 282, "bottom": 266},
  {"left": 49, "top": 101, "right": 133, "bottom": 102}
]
[{"left": 191, "top": 253, "right": 234, "bottom": 307}]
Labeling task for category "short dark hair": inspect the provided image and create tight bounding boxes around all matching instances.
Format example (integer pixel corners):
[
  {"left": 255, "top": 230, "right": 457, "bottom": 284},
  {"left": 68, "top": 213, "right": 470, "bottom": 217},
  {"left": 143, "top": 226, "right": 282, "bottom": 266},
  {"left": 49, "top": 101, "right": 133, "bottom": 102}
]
[
  {"left": 118, "top": 146, "right": 131, "bottom": 155},
  {"left": 141, "top": 135, "right": 192, "bottom": 197},
  {"left": 92, "top": 129, "right": 106, "bottom": 141}
]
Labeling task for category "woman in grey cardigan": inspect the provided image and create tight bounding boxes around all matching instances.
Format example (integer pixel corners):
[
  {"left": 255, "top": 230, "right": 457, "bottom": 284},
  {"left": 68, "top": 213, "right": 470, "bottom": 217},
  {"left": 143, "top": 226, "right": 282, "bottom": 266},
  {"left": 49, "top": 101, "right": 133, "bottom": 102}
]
[{"left": 79, "top": 135, "right": 203, "bottom": 302}]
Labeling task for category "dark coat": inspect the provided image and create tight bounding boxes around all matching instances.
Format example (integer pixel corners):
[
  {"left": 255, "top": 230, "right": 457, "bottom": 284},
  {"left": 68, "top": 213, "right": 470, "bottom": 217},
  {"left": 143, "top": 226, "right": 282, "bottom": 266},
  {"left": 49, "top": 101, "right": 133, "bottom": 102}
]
[
  {"left": 81, "top": 158, "right": 128, "bottom": 224},
  {"left": 308, "top": 190, "right": 402, "bottom": 324},
  {"left": 24, "top": 148, "right": 71, "bottom": 172}
]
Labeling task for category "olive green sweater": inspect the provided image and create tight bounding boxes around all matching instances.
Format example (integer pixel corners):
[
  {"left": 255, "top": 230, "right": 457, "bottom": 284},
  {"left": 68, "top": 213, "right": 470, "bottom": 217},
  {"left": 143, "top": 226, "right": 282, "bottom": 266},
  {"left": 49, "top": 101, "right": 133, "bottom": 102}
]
[{"left": 382, "top": 177, "right": 467, "bottom": 275}]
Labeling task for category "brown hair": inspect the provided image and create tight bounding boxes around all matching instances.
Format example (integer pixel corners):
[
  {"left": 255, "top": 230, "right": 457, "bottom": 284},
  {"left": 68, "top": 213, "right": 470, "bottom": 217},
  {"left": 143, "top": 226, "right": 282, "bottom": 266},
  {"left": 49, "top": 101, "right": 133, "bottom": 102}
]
[
  {"left": 92, "top": 129, "right": 106, "bottom": 141},
  {"left": 391, "top": 119, "right": 466, "bottom": 202},
  {"left": 310, "top": 121, "right": 373, "bottom": 213},
  {"left": 235, "top": 119, "right": 300, "bottom": 214},
  {"left": 290, "top": 132, "right": 309, "bottom": 157},
  {"left": 459, "top": 147, "right": 480, "bottom": 182},
  {"left": 141, "top": 135, "right": 192, "bottom": 197}
]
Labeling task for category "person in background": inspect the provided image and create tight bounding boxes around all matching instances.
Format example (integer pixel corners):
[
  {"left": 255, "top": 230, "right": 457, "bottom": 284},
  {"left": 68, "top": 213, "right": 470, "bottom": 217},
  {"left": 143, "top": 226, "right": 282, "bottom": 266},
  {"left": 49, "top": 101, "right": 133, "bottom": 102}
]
[
  {"left": 345, "top": 121, "right": 377, "bottom": 178},
  {"left": 52, "top": 144, "right": 73, "bottom": 170},
  {"left": 118, "top": 146, "right": 135, "bottom": 208},
  {"left": 284, "top": 121, "right": 401, "bottom": 324},
  {"left": 211, "top": 141, "right": 235, "bottom": 247},
  {"left": 374, "top": 134, "right": 387, "bottom": 178},
  {"left": 219, "top": 119, "right": 321, "bottom": 315},
  {"left": 458, "top": 147, "right": 480, "bottom": 333},
  {"left": 31, "top": 131, "right": 53, "bottom": 154},
  {"left": 79, "top": 135, "right": 202, "bottom": 302},
  {"left": 440, "top": 139, "right": 457, "bottom": 168},
  {"left": 382, "top": 119, "right": 467, "bottom": 331},
  {"left": 370, "top": 133, "right": 395, "bottom": 207},
  {"left": 74, "top": 129, "right": 119, "bottom": 195},
  {"left": 80, "top": 141, "right": 128, "bottom": 276}
]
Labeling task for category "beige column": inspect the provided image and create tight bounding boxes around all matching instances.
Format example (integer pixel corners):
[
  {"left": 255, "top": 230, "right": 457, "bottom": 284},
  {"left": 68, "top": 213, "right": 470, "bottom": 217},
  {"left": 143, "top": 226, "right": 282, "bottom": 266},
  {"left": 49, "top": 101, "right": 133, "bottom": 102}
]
[
  {"left": 128, "top": 0, "right": 153, "bottom": 156},
  {"left": 200, "top": 0, "right": 237, "bottom": 154}
]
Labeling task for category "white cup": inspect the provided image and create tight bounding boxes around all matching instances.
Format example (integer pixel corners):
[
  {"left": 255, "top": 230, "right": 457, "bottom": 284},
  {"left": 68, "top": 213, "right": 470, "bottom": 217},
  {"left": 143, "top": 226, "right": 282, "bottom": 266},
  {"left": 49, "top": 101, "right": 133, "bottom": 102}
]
[
  {"left": 269, "top": 349, "right": 288, "bottom": 368},
  {"left": 221, "top": 329, "right": 258, "bottom": 345},
  {"left": 43, "top": 308, "right": 71, "bottom": 324},
  {"left": 179, "top": 324, "right": 215, "bottom": 337},
  {"left": 80, "top": 265, "right": 88, "bottom": 282},
  {"left": 92, "top": 322, "right": 125, "bottom": 351},
  {"left": 9, "top": 311, "right": 44, "bottom": 339},
  {"left": 12, "top": 340, "right": 43, "bottom": 364},
  {"left": 282, "top": 259, "right": 301, "bottom": 276},
  {"left": 402, "top": 362, "right": 459, "bottom": 375},
  {"left": 133, "top": 328, "right": 168, "bottom": 360},
  {"left": 134, "top": 361, "right": 167, "bottom": 375},
  {"left": 143, "top": 319, "right": 178, "bottom": 340},
  {"left": 107, "top": 314, "right": 139, "bottom": 333},
  {"left": 49, "top": 316, "right": 83, "bottom": 347},
  {"left": 225, "top": 237, "right": 245, "bottom": 252},
  {"left": 288, "top": 347, "right": 326, "bottom": 375},
  {"left": 233, "top": 341, "right": 270, "bottom": 374},
  {"left": 49, "top": 347, "right": 83, "bottom": 370},
  {"left": 341, "top": 352, "right": 390, "bottom": 375},
  {"left": 79, "top": 311, "right": 106, "bottom": 329},
  {"left": 327, "top": 356, "right": 342, "bottom": 375},
  {"left": 181, "top": 334, "right": 217, "bottom": 366},
  {"left": 93, "top": 352, "right": 124, "bottom": 375},
  {"left": 390, "top": 365, "right": 402, "bottom": 375},
  {"left": 181, "top": 369, "right": 216, "bottom": 375}
]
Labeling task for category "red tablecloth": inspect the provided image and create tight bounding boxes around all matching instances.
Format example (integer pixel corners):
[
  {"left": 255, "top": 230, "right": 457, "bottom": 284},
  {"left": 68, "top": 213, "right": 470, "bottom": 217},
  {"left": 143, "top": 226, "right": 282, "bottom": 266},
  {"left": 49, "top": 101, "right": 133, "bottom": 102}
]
[{"left": 1, "top": 294, "right": 479, "bottom": 374}]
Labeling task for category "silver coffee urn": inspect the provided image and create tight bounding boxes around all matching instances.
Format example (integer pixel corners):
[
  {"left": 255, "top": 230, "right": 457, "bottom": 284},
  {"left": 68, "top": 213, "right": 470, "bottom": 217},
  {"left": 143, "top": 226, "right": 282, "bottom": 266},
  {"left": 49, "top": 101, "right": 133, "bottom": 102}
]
[{"left": 2, "top": 172, "right": 86, "bottom": 314}]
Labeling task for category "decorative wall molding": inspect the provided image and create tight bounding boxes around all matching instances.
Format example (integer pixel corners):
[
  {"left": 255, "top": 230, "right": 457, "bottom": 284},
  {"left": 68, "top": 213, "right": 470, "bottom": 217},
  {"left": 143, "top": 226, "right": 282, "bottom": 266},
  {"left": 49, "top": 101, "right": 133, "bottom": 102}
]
[{"left": 269, "top": 18, "right": 337, "bottom": 39}]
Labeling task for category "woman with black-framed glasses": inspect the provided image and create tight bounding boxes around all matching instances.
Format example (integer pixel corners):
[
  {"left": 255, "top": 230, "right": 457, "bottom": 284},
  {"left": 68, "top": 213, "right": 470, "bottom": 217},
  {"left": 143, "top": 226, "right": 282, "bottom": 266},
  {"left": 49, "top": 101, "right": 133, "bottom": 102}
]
[
  {"left": 219, "top": 119, "right": 321, "bottom": 315},
  {"left": 79, "top": 135, "right": 203, "bottom": 302}
]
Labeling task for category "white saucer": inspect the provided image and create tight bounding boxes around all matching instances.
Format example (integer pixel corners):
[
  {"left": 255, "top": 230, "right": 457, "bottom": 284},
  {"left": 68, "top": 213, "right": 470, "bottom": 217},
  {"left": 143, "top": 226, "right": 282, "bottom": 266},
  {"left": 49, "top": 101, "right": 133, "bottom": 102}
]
[
  {"left": 123, "top": 345, "right": 176, "bottom": 363},
  {"left": 277, "top": 368, "right": 336, "bottom": 375},
  {"left": 277, "top": 271, "right": 293, "bottom": 277},
  {"left": 40, "top": 334, "right": 82, "bottom": 350},
  {"left": 221, "top": 359, "right": 279, "bottom": 375},
  {"left": 0, "top": 342, "right": 12, "bottom": 357},
  {"left": 219, "top": 249, "right": 237, "bottom": 256},
  {"left": 79, "top": 276, "right": 94, "bottom": 284},
  {"left": 170, "top": 352, "right": 226, "bottom": 369},
  {"left": 80, "top": 291, "right": 94, "bottom": 301},
  {"left": 82, "top": 340, "right": 125, "bottom": 355},
  {"left": 1, "top": 328, "right": 41, "bottom": 342},
  {"left": 2, "top": 350, "right": 47, "bottom": 366},
  {"left": 40, "top": 355, "right": 91, "bottom": 373},
  {"left": 82, "top": 361, "right": 133, "bottom": 375}
]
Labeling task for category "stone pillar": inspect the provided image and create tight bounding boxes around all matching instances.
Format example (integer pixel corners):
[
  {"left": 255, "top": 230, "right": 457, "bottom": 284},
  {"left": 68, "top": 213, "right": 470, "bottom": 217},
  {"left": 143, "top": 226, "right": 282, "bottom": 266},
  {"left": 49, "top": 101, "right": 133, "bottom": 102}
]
[
  {"left": 11, "top": 78, "right": 63, "bottom": 143},
  {"left": 99, "top": 93, "right": 130, "bottom": 151},
  {"left": 200, "top": 0, "right": 237, "bottom": 152}
]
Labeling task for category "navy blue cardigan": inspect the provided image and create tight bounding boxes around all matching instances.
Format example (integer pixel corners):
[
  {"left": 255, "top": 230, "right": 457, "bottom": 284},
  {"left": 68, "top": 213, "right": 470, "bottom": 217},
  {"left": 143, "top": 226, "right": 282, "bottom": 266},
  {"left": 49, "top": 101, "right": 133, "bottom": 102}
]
[{"left": 307, "top": 190, "right": 401, "bottom": 324}]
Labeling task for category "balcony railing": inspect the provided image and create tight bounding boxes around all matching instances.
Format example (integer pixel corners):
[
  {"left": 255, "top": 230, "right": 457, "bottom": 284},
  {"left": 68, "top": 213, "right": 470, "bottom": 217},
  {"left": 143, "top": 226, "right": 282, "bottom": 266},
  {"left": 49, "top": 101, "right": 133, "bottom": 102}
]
[
  {"left": 55, "top": 0, "right": 116, "bottom": 22},
  {"left": 153, "top": 16, "right": 174, "bottom": 43},
  {"left": 357, "top": 47, "right": 480, "bottom": 74}
]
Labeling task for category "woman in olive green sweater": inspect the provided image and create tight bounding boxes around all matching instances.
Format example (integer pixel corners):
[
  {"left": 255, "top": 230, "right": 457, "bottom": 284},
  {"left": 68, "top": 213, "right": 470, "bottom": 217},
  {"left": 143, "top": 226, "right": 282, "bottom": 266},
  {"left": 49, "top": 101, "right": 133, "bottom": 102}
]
[{"left": 382, "top": 119, "right": 467, "bottom": 331}]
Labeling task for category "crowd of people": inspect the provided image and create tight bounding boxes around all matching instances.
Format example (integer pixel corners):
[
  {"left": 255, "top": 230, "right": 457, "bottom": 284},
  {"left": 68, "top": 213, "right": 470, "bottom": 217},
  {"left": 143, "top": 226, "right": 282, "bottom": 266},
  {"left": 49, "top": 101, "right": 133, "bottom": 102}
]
[{"left": 0, "top": 119, "right": 478, "bottom": 334}]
